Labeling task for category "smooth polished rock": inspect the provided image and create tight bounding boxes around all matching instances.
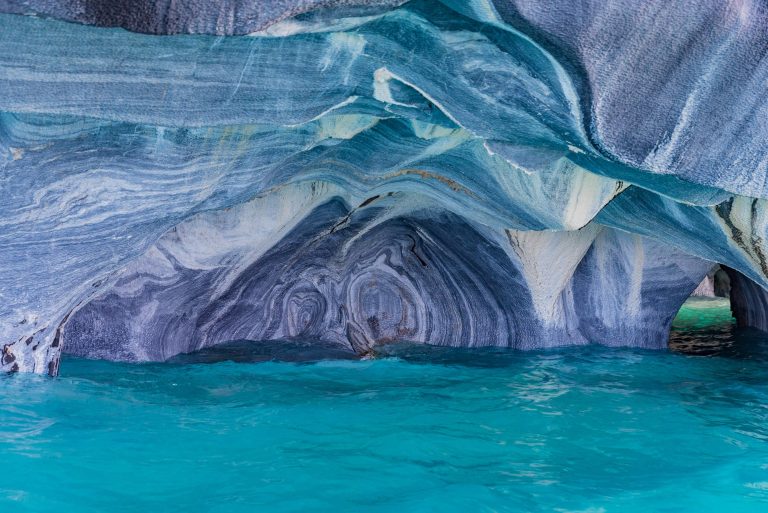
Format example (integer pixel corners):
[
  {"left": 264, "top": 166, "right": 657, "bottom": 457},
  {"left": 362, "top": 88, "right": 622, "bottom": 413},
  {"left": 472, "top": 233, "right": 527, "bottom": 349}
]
[
  {"left": 60, "top": 188, "right": 713, "bottom": 361},
  {"left": 724, "top": 267, "right": 768, "bottom": 333},
  {"left": 3, "top": 1, "right": 768, "bottom": 373}
]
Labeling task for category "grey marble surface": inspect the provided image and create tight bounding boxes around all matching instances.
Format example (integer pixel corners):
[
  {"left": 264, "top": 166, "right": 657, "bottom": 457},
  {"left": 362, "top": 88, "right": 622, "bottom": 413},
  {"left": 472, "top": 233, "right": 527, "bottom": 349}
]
[{"left": 2, "top": 1, "right": 768, "bottom": 373}]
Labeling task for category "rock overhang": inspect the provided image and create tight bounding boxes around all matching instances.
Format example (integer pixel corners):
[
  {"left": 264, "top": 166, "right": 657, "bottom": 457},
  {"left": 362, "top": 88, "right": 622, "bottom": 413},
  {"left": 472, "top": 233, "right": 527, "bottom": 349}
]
[{"left": 2, "top": 0, "right": 768, "bottom": 373}]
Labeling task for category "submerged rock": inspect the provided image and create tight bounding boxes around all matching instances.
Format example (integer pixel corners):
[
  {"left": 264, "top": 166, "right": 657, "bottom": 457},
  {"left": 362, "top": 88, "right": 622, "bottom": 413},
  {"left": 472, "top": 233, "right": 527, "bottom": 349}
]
[{"left": 2, "top": 1, "right": 768, "bottom": 373}]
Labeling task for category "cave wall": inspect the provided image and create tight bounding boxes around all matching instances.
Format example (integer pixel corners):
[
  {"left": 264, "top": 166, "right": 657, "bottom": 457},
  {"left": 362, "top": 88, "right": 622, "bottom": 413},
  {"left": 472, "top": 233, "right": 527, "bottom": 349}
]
[
  {"left": 2, "top": 1, "right": 768, "bottom": 373},
  {"left": 60, "top": 189, "right": 713, "bottom": 362},
  {"left": 690, "top": 266, "right": 730, "bottom": 298},
  {"left": 724, "top": 267, "right": 768, "bottom": 333}
]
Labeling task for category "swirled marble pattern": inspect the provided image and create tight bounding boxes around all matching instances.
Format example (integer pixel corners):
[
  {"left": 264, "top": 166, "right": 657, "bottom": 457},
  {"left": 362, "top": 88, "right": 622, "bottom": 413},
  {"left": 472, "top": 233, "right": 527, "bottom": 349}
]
[
  {"left": 2, "top": 0, "right": 768, "bottom": 373},
  {"left": 62, "top": 190, "right": 713, "bottom": 361}
]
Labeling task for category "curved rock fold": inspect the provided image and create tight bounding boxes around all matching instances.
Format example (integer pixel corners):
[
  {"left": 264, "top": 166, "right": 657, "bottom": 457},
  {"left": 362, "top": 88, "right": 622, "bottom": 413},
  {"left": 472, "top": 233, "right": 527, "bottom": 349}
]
[{"left": 2, "top": 0, "right": 768, "bottom": 373}]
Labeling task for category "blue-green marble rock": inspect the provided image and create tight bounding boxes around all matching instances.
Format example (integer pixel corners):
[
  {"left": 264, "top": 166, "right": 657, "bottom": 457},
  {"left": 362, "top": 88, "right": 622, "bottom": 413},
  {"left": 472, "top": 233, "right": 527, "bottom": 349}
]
[{"left": 2, "top": 1, "right": 768, "bottom": 373}]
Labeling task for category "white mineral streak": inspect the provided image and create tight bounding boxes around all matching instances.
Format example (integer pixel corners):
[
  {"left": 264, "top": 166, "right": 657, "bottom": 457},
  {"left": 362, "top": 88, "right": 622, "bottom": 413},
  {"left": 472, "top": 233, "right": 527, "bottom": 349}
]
[
  {"left": 3, "top": 0, "right": 768, "bottom": 373},
  {"left": 506, "top": 225, "right": 600, "bottom": 325}
]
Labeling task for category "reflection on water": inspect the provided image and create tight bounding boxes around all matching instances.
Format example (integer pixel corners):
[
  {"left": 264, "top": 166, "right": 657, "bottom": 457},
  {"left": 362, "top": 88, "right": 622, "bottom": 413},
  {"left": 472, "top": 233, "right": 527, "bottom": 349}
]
[
  {"left": 167, "top": 339, "right": 359, "bottom": 364},
  {"left": 669, "top": 297, "right": 768, "bottom": 360}
]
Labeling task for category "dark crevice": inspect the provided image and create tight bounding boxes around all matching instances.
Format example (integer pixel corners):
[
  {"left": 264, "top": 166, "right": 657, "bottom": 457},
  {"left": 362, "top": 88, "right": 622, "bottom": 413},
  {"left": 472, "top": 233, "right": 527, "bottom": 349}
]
[{"left": 407, "top": 234, "right": 428, "bottom": 267}]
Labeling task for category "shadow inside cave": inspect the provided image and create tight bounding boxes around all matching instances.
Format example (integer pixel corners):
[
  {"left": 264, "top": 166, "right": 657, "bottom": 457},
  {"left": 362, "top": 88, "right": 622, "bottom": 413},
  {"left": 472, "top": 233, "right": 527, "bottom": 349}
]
[
  {"left": 166, "top": 339, "right": 359, "bottom": 365},
  {"left": 669, "top": 265, "right": 768, "bottom": 360}
]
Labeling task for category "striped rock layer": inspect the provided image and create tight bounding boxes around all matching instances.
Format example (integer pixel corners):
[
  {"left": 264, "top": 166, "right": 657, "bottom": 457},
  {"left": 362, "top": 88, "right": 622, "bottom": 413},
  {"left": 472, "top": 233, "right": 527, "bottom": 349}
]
[{"left": 2, "top": 0, "right": 768, "bottom": 373}]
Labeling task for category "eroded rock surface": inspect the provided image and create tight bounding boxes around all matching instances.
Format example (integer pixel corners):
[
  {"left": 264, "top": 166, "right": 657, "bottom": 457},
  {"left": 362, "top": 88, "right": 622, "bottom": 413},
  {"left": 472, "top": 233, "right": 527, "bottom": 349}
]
[{"left": 3, "top": 1, "right": 768, "bottom": 373}]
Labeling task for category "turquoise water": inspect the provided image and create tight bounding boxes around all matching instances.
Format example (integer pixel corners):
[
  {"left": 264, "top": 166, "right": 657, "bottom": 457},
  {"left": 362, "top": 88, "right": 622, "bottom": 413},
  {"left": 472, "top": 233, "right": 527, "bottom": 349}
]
[{"left": 2, "top": 300, "right": 768, "bottom": 512}]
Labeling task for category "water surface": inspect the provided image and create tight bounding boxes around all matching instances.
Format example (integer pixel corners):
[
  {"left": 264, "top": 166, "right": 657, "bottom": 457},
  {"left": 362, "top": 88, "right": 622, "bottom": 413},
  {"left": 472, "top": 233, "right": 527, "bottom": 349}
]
[{"left": 2, "top": 299, "right": 768, "bottom": 512}]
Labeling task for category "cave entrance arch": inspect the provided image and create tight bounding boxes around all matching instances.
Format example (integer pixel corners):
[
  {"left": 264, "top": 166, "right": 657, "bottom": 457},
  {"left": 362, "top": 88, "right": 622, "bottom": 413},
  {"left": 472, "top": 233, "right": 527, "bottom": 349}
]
[{"left": 668, "top": 265, "right": 760, "bottom": 355}]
